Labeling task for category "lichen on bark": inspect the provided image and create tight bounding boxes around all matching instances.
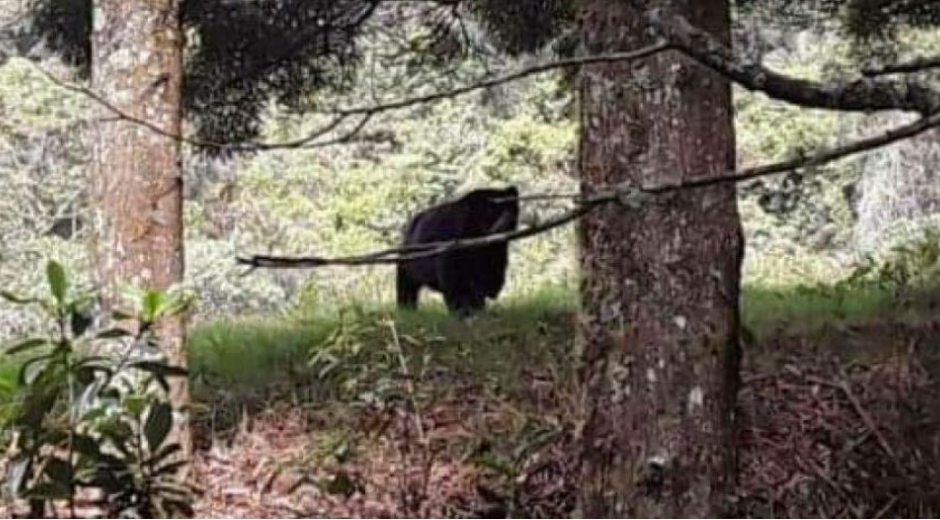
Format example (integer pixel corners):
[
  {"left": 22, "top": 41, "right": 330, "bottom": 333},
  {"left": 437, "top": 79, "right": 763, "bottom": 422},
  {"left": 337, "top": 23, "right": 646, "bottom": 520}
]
[{"left": 576, "top": 0, "right": 744, "bottom": 516}]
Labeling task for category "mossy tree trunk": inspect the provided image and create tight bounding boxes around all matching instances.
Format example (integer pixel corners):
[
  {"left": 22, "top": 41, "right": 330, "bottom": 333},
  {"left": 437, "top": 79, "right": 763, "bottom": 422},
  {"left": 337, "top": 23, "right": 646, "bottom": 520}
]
[
  {"left": 576, "top": 0, "right": 743, "bottom": 516},
  {"left": 90, "top": 0, "right": 190, "bottom": 457}
]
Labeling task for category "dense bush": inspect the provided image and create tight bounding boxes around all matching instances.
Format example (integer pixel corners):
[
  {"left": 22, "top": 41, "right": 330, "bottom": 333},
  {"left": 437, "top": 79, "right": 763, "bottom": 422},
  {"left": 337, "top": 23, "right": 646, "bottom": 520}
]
[{"left": 0, "top": 261, "right": 193, "bottom": 518}]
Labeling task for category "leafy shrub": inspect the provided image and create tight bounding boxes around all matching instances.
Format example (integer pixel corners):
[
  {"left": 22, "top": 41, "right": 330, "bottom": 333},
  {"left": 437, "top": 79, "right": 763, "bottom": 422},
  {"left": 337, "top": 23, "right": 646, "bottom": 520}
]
[{"left": 1, "top": 261, "right": 194, "bottom": 518}]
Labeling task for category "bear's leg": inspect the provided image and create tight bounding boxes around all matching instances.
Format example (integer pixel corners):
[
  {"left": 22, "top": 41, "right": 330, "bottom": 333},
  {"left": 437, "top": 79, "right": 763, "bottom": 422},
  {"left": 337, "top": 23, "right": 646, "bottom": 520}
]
[
  {"left": 396, "top": 264, "right": 420, "bottom": 309},
  {"left": 443, "top": 287, "right": 485, "bottom": 318}
]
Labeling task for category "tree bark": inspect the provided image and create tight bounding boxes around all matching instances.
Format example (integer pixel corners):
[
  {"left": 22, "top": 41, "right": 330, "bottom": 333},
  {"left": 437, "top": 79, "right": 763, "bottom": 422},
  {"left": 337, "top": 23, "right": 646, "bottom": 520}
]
[
  {"left": 576, "top": 0, "right": 743, "bottom": 517},
  {"left": 90, "top": 0, "right": 190, "bottom": 457}
]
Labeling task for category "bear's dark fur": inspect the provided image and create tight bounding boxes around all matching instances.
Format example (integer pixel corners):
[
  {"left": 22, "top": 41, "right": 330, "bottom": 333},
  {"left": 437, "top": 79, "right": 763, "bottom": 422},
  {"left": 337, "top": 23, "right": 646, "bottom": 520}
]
[{"left": 396, "top": 186, "right": 519, "bottom": 316}]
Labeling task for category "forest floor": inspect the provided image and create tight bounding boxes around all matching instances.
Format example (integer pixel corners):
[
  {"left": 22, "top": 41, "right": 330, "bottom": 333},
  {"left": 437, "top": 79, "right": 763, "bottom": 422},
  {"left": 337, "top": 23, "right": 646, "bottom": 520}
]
[
  {"left": 2, "top": 283, "right": 939, "bottom": 517},
  {"left": 184, "top": 284, "right": 940, "bottom": 518}
]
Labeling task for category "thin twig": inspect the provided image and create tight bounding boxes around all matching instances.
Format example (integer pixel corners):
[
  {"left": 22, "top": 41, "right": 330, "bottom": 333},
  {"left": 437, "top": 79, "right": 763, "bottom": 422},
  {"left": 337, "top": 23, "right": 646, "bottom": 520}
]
[
  {"left": 863, "top": 56, "right": 940, "bottom": 77},
  {"left": 873, "top": 495, "right": 900, "bottom": 519},
  {"left": 331, "top": 41, "right": 672, "bottom": 116},
  {"left": 28, "top": 63, "right": 368, "bottom": 152},
  {"left": 805, "top": 372, "right": 899, "bottom": 462},
  {"left": 647, "top": 110, "right": 940, "bottom": 193},
  {"left": 837, "top": 379, "right": 898, "bottom": 462}
]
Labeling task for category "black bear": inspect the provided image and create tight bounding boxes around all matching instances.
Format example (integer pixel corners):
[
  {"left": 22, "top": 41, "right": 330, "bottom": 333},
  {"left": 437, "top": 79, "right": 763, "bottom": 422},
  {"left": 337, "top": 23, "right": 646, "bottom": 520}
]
[{"left": 396, "top": 186, "right": 519, "bottom": 316}]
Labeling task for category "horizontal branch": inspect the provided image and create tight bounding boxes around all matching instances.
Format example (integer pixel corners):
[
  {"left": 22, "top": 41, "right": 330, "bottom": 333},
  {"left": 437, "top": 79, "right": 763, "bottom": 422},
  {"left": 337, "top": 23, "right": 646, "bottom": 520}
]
[
  {"left": 652, "top": 10, "right": 940, "bottom": 115},
  {"left": 237, "top": 203, "right": 596, "bottom": 270},
  {"left": 239, "top": 108, "right": 940, "bottom": 270},
  {"left": 863, "top": 56, "right": 940, "bottom": 77},
  {"left": 647, "top": 111, "right": 940, "bottom": 193}
]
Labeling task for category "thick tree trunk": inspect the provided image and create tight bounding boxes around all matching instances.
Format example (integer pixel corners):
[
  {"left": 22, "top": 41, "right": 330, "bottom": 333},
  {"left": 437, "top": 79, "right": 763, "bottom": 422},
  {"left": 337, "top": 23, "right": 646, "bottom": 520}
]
[
  {"left": 576, "top": 0, "right": 743, "bottom": 517},
  {"left": 90, "top": 0, "right": 190, "bottom": 456}
]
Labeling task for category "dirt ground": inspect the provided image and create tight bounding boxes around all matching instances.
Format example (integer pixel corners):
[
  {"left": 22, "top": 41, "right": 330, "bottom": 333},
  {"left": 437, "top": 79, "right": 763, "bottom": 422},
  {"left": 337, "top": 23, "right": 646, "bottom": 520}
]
[
  {"left": 188, "top": 319, "right": 940, "bottom": 518},
  {"left": 4, "top": 319, "right": 940, "bottom": 518}
]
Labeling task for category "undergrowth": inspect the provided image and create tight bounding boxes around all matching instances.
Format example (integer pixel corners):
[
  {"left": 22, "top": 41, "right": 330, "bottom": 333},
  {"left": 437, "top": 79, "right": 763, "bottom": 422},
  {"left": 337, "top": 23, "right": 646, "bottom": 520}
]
[{"left": 2, "top": 274, "right": 936, "bottom": 412}]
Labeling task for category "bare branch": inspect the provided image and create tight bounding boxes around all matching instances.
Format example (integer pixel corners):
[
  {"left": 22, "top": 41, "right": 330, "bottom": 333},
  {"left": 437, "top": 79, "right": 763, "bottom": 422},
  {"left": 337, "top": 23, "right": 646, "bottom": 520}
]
[
  {"left": 652, "top": 10, "right": 940, "bottom": 115},
  {"left": 238, "top": 110, "right": 940, "bottom": 270},
  {"left": 29, "top": 61, "right": 362, "bottom": 152},
  {"left": 863, "top": 56, "right": 940, "bottom": 77},
  {"left": 330, "top": 41, "right": 671, "bottom": 116},
  {"left": 237, "top": 203, "right": 595, "bottom": 270},
  {"left": 647, "top": 111, "right": 940, "bottom": 193},
  {"left": 25, "top": 41, "right": 671, "bottom": 153}
]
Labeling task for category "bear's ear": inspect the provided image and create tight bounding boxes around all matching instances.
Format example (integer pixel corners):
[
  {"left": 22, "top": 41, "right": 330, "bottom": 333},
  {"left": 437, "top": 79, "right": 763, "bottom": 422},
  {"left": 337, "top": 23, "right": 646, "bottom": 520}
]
[{"left": 494, "top": 186, "right": 518, "bottom": 203}]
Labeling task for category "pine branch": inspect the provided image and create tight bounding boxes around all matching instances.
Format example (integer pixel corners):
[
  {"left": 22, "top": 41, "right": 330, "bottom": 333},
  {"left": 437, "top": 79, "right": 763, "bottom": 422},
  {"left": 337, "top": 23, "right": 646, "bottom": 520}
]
[{"left": 654, "top": 10, "right": 940, "bottom": 115}]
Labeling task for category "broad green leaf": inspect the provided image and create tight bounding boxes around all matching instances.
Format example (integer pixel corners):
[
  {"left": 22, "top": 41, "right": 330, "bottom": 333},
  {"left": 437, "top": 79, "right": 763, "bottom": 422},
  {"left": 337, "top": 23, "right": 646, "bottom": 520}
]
[
  {"left": 144, "top": 402, "right": 173, "bottom": 450},
  {"left": 96, "top": 328, "right": 133, "bottom": 339},
  {"left": 130, "top": 361, "right": 188, "bottom": 378},
  {"left": 18, "top": 389, "right": 59, "bottom": 429},
  {"left": 124, "top": 395, "right": 148, "bottom": 417},
  {"left": 4, "top": 338, "right": 48, "bottom": 356},
  {"left": 46, "top": 261, "right": 68, "bottom": 303},
  {"left": 18, "top": 354, "right": 52, "bottom": 386},
  {"left": 155, "top": 459, "right": 188, "bottom": 477},
  {"left": 72, "top": 434, "right": 101, "bottom": 458},
  {"left": 145, "top": 443, "right": 181, "bottom": 467},
  {"left": 143, "top": 290, "right": 165, "bottom": 322},
  {"left": 0, "top": 371, "right": 16, "bottom": 394},
  {"left": 0, "top": 291, "right": 39, "bottom": 305}
]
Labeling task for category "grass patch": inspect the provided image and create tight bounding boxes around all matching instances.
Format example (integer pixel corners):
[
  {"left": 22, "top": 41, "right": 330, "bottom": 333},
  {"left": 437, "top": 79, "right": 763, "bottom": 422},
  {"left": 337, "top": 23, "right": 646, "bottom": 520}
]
[
  {"left": 186, "top": 280, "right": 936, "bottom": 403},
  {"left": 741, "top": 282, "right": 898, "bottom": 339},
  {"left": 0, "top": 280, "right": 930, "bottom": 409},
  {"left": 187, "top": 284, "right": 578, "bottom": 405}
]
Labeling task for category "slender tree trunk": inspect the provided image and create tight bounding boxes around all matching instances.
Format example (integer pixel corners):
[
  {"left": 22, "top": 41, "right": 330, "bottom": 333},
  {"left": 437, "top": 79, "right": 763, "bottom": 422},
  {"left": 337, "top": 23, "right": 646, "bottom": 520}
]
[
  {"left": 90, "top": 0, "right": 190, "bottom": 457},
  {"left": 576, "top": 0, "right": 743, "bottom": 516}
]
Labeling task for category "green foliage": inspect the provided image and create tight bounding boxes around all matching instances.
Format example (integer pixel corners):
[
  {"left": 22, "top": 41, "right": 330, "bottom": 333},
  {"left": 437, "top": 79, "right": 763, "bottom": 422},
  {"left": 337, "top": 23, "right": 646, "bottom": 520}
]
[
  {"left": 734, "top": 32, "right": 863, "bottom": 256},
  {"left": 468, "top": 417, "right": 566, "bottom": 517},
  {"left": 734, "top": 0, "right": 940, "bottom": 38},
  {"left": 308, "top": 309, "right": 437, "bottom": 408},
  {"left": 1, "top": 261, "right": 194, "bottom": 518},
  {"left": 852, "top": 226, "right": 940, "bottom": 292},
  {"left": 2, "top": 1, "right": 939, "bottom": 337},
  {"left": 186, "top": 286, "right": 576, "bottom": 407}
]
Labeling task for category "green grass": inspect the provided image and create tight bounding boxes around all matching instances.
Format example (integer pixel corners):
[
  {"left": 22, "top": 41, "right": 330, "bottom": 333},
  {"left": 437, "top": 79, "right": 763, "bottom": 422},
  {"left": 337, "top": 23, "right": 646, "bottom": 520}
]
[
  {"left": 187, "top": 284, "right": 579, "bottom": 403},
  {"left": 741, "top": 282, "right": 898, "bottom": 339},
  {"left": 183, "top": 281, "right": 922, "bottom": 403},
  {"left": 0, "top": 280, "right": 929, "bottom": 407}
]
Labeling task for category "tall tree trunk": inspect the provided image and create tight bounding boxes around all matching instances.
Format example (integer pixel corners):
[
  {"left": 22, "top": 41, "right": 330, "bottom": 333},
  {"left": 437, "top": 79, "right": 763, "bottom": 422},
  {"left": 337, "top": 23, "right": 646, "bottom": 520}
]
[
  {"left": 576, "top": 0, "right": 743, "bottom": 516},
  {"left": 90, "top": 0, "right": 190, "bottom": 457}
]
